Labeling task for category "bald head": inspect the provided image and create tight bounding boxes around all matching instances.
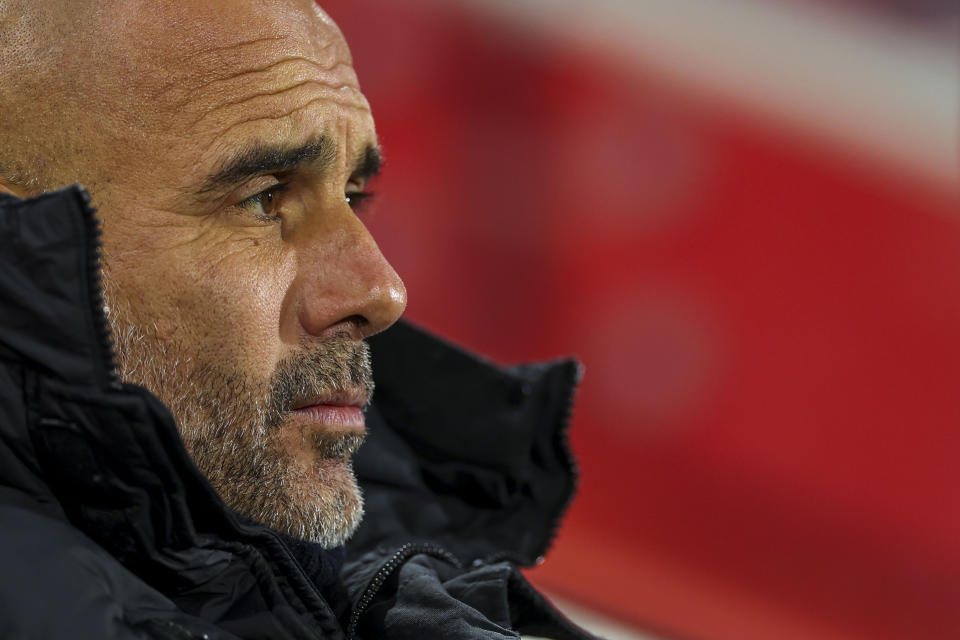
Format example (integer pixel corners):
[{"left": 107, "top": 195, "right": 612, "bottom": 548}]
[
  {"left": 0, "top": 0, "right": 96, "bottom": 190},
  {"left": 0, "top": 0, "right": 361, "bottom": 197}
]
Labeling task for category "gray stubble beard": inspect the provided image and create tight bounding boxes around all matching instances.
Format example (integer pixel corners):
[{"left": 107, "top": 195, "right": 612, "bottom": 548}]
[{"left": 103, "top": 286, "right": 371, "bottom": 548}]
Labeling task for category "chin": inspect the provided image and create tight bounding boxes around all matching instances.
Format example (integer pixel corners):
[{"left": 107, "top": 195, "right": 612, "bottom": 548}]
[{"left": 267, "top": 459, "right": 366, "bottom": 547}]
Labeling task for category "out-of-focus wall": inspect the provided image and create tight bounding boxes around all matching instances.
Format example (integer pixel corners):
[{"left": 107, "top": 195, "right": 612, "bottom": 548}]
[{"left": 322, "top": 1, "right": 960, "bottom": 638}]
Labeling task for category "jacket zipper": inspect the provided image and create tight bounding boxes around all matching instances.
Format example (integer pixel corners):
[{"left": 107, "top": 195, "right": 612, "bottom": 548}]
[
  {"left": 346, "top": 542, "right": 462, "bottom": 640},
  {"left": 76, "top": 187, "right": 122, "bottom": 390}
]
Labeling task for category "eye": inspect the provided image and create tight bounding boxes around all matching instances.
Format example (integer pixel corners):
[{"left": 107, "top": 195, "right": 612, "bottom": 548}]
[
  {"left": 345, "top": 190, "right": 374, "bottom": 213},
  {"left": 237, "top": 183, "right": 287, "bottom": 222}
]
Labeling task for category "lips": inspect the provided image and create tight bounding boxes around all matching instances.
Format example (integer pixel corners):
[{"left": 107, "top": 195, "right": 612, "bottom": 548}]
[{"left": 290, "top": 388, "right": 368, "bottom": 431}]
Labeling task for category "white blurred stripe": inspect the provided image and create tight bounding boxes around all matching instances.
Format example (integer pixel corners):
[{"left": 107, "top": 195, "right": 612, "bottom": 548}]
[
  {"left": 456, "top": 0, "right": 960, "bottom": 193},
  {"left": 524, "top": 593, "right": 670, "bottom": 640}
]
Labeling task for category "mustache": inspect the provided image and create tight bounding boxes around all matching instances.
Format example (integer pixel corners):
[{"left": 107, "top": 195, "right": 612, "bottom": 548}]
[{"left": 264, "top": 336, "right": 374, "bottom": 429}]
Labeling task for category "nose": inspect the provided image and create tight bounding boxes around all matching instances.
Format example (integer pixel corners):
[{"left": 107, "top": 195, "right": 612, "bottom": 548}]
[{"left": 293, "top": 204, "right": 407, "bottom": 341}]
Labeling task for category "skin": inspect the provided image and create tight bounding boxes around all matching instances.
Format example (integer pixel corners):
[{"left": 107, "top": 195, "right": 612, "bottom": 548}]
[{"left": 0, "top": 0, "right": 406, "bottom": 544}]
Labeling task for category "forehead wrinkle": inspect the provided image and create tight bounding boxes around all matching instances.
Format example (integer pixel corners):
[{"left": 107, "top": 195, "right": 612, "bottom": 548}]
[
  {"left": 182, "top": 46, "right": 367, "bottom": 134},
  {"left": 186, "top": 63, "right": 370, "bottom": 134},
  {"left": 150, "top": 35, "right": 299, "bottom": 100},
  {"left": 201, "top": 93, "right": 371, "bottom": 143},
  {"left": 132, "top": 9, "right": 351, "bottom": 114},
  {"left": 173, "top": 57, "right": 357, "bottom": 115},
  {"left": 171, "top": 37, "right": 341, "bottom": 88},
  {"left": 205, "top": 79, "right": 363, "bottom": 120},
  {"left": 180, "top": 33, "right": 291, "bottom": 62},
  {"left": 194, "top": 56, "right": 349, "bottom": 96}
]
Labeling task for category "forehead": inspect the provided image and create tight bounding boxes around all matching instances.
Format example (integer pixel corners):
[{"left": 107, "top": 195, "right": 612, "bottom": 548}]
[{"left": 99, "top": 0, "right": 373, "bottom": 174}]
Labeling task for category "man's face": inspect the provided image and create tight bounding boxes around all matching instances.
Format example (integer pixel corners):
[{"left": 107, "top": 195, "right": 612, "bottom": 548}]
[{"left": 82, "top": 0, "right": 406, "bottom": 545}]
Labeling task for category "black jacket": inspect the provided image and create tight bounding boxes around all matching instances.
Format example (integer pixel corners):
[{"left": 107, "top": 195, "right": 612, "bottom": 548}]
[{"left": 0, "top": 187, "right": 594, "bottom": 640}]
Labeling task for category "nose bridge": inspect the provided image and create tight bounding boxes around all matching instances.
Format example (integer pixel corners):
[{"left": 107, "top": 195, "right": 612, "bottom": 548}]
[{"left": 294, "top": 206, "right": 406, "bottom": 340}]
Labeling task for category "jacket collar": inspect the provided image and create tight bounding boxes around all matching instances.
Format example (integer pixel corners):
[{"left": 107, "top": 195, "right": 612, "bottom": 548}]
[
  {"left": 0, "top": 186, "right": 582, "bottom": 568},
  {"left": 0, "top": 186, "right": 263, "bottom": 558},
  {"left": 0, "top": 187, "right": 118, "bottom": 391},
  {"left": 358, "top": 322, "right": 581, "bottom": 566}
]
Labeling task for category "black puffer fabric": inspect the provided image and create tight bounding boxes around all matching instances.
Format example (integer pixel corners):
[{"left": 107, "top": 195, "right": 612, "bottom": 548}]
[{"left": 0, "top": 187, "right": 594, "bottom": 640}]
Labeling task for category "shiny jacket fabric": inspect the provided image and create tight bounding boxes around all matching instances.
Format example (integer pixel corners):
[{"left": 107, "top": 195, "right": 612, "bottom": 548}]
[{"left": 0, "top": 187, "right": 592, "bottom": 640}]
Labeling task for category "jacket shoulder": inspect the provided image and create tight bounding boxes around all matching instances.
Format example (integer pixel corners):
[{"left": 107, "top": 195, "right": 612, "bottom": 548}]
[{"left": 0, "top": 493, "right": 229, "bottom": 640}]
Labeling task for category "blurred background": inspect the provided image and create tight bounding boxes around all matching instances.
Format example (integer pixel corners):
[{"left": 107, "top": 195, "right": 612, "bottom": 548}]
[{"left": 322, "top": 1, "right": 959, "bottom": 638}]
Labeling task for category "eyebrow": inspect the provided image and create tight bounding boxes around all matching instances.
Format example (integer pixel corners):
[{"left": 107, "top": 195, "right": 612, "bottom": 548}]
[
  {"left": 354, "top": 145, "right": 383, "bottom": 182},
  {"left": 195, "top": 136, "right": 382, "bottom": 196}
]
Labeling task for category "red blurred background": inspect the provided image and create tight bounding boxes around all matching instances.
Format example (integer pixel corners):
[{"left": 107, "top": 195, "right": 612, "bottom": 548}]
[{"left": 322, "top": 1, "right": 959, "bottom": 638}]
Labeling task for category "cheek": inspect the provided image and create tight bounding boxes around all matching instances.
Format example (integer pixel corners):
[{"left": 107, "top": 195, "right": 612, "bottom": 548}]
[
  {"left": 180, "top": 243, "right": 296, "bottom": 370},
  {"left": 112, "top": 235, "right": 297, "bottom": 375}
]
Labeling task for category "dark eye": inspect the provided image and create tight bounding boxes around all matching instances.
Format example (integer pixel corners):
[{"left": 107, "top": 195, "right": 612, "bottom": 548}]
[
  {"left": 238, "top": 184, "right": 286, "bottom": 221},
  {"left": 345, "top": 191, "right": 374, "bottom": 213}
]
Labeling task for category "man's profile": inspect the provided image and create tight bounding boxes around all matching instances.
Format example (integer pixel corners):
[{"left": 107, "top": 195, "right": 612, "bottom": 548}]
[
  {"left": 5, "top": 0, "right": 401, "bottom": 547},
  {"left": 0, "top": 1, "right": 589, "bottom": 638}
]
